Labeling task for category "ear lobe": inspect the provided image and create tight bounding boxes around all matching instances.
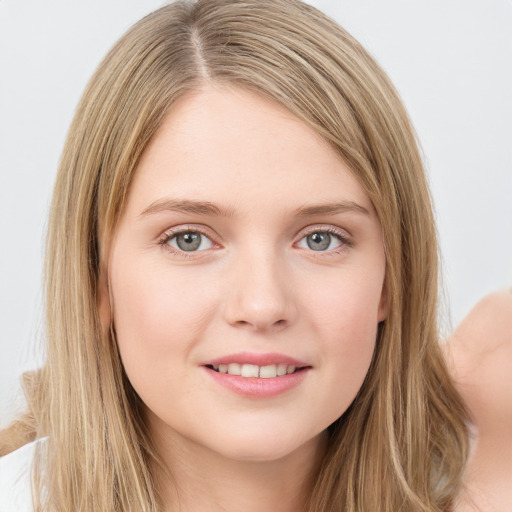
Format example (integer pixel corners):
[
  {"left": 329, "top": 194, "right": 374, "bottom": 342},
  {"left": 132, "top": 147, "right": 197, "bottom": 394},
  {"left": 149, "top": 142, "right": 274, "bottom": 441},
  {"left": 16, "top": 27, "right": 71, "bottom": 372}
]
[
  {"left": 97, "top": 265, "right": 112, "bottom": 330},
  {"left": 377, "top": 279, "right": 389, "bottom": 322}
]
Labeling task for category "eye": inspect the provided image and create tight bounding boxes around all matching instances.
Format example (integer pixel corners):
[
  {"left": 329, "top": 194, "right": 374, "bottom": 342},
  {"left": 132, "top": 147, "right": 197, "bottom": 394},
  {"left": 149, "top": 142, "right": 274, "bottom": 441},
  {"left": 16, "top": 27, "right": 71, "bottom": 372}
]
[
  {"left": 164, "top": 230, "right": 214, "bottom": 252},
  {"left": 296, "top": 229, "right": 349, "bottom": 252}
]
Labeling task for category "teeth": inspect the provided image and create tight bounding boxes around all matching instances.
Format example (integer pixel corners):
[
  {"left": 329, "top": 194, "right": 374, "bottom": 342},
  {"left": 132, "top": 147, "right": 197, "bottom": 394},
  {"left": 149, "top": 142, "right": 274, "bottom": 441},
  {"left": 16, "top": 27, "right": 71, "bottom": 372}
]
[
  {"left": 259, "top": 365, "right": 277, "bottom": 379},
  {"left": 211, "top": 363, "right": 300, "bottom": 378},
  {"left": 277, "top": 364, "right": 287, "bottom": 376},
  {"left": 241, "top": 364, "right": 259, "bottom": 378},
  {"left": 286, "top": 365, "right": 296, "bottom": 374},
  {"left": 227, "top": 363, "right": 241, "bottom": 375}
]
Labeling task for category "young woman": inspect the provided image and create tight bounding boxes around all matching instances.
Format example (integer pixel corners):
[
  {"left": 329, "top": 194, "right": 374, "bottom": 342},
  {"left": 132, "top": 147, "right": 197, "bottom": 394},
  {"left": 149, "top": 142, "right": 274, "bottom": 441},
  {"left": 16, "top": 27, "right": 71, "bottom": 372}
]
[{"left": 0, "top": 1, "right": 510, "bottom": 511}]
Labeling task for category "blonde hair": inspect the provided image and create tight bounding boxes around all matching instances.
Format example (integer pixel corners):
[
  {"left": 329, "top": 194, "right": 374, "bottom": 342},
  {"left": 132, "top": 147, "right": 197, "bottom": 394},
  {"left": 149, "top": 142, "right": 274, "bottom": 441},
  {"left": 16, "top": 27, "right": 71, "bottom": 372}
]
[{"left": 1, "top": 1, "right": 469, "bottom": 510}]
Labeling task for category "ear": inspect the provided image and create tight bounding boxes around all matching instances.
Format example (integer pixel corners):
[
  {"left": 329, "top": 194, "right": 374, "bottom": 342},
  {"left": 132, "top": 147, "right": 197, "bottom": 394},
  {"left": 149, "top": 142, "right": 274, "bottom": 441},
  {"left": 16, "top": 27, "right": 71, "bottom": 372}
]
[
  {"left": 97, "top": 261, "right": 112, "bottom": 331},
  {"left": 377, "top": 277, "right": 389, "bottom": 322}
]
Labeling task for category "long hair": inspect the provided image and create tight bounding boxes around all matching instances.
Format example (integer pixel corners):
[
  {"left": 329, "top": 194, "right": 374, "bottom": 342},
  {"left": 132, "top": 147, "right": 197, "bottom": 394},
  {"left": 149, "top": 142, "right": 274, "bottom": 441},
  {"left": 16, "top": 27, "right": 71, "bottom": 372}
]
[{"left": 0, "top": 1, "right": 468, "bottom": 510}]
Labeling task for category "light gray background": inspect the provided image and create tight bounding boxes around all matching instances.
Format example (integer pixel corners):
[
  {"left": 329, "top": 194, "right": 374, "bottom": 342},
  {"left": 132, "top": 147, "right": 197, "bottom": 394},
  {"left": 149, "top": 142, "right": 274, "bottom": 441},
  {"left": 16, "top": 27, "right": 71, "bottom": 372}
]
[{"left": 1, "top": 0, "right": 511, "bottom": 428}]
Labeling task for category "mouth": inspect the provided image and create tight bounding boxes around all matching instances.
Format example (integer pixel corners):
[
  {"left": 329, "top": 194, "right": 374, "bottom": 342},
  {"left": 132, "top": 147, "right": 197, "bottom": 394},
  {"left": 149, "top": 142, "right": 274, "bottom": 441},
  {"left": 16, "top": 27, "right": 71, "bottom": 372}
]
[
  {"left": 201, "top": 353, "right": 311, "bottom": 398},
  {"left": 205, "top": 363, "right": 308, "bottom": 378}
]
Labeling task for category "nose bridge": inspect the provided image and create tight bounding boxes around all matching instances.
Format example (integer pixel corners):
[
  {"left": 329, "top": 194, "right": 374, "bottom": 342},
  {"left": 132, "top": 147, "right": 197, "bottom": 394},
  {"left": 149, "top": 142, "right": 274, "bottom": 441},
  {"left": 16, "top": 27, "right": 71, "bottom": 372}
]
[{"left": 223, "top": 241, "right": 296, "bottom": 331}]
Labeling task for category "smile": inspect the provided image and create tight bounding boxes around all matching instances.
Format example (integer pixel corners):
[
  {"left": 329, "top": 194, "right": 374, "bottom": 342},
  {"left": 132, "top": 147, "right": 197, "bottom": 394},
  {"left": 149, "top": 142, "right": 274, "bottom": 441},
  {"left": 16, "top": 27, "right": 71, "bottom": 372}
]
[
  {"left": 207, "top": 363, "right": 300, "bottom": 378},
  {"left": 201, "top": 353, "right": 311, "bottom": 398}
]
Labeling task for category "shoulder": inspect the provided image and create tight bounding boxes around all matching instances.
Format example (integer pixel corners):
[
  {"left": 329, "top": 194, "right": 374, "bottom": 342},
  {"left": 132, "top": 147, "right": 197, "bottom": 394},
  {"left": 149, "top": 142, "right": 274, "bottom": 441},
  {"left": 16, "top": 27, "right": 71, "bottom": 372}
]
[{"left": 0, "top": 438, "right": 46, "bottom": 512}]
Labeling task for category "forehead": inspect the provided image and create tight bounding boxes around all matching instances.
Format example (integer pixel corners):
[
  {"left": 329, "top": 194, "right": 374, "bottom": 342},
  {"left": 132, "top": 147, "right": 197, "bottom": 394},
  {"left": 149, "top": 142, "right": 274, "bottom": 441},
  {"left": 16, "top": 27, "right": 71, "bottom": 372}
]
[{"left": 126, "top": 85, "right": 374, "bottom": 218}]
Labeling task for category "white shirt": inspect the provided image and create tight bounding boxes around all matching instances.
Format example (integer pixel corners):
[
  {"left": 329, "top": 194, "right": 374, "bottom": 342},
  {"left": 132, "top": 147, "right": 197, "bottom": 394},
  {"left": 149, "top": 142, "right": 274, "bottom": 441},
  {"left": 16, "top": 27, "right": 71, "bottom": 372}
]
[{"left": 0, "top": 438, "right": 45, "bottom": 512}]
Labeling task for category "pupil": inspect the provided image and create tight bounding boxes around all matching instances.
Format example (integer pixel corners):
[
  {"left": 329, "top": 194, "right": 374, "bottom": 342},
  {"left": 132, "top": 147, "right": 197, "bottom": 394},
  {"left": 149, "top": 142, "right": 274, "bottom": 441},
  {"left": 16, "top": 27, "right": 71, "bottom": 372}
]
[
  {"left": 307, "top": 232, "right": 330, "bottom": 251},
  {"left": 177, "top": 232, "right": 201, "bottom": 251}
]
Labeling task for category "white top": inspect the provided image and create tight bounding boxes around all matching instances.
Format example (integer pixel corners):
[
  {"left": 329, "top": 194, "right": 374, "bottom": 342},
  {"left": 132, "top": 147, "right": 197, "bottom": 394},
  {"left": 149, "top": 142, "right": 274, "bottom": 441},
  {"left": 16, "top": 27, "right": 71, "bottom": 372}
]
[{"left": 0, "top": 438, "right": 45, "bottom": 512}]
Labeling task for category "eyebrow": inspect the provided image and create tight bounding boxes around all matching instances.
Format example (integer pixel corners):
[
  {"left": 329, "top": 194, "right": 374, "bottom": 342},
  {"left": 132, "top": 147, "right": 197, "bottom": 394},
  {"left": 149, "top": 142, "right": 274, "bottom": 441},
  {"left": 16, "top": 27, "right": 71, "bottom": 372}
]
[
  {"left": 140, "top": 199, "right": 235, "bottom": 217},
  {"left": 294, "top": 201, "right": 370, "bottom": 217},
  {"left": 139, "top": 198, "right": 370, "bottom": 218}
]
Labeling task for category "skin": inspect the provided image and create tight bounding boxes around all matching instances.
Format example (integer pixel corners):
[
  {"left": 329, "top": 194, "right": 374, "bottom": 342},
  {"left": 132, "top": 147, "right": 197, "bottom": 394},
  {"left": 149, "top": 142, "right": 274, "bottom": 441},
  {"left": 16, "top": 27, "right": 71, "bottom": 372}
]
[
  {"left": 104, "top": 85, "right": 387, "bottom": 511},
  {"left": 445, "top": 289, "right": 512, "bottom": 512}
]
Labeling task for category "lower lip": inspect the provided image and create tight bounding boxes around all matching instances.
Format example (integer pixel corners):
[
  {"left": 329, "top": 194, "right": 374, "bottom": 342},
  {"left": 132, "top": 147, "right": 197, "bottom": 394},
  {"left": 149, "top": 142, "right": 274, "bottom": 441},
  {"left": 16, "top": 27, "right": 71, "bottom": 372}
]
[{"left": 202, "top": 367, "right": 310, "bottom": 398}]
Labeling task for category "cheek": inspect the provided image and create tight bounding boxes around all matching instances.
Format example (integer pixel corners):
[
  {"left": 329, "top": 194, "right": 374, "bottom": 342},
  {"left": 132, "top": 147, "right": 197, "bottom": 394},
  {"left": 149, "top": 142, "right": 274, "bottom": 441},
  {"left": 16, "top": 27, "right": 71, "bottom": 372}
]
[
  {"left": 305, "top": 262, "right": 384, "bottom": 341},
  {"left": 318, "top": 287, "right": 378, "bottom": 385},
  {"left": 301, "top": 266, "right": 383, "bottom": 417},
  {"left": 110, "top": 261, "right": 217, "bottom": 382}
]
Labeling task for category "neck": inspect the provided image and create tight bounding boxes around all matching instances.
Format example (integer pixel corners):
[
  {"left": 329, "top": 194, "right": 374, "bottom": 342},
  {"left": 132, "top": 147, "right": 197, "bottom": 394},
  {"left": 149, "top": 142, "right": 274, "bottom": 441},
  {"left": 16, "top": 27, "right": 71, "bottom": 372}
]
[{"left": 148, "top": 416, "right": 327, "bottom": 512}]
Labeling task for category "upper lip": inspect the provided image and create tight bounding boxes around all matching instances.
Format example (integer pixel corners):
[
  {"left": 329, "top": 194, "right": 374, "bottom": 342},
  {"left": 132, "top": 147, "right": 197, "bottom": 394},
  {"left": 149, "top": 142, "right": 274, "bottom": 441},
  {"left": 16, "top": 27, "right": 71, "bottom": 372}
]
[{"left": 201, "top": 352, "right": 310, "bottom": 368}]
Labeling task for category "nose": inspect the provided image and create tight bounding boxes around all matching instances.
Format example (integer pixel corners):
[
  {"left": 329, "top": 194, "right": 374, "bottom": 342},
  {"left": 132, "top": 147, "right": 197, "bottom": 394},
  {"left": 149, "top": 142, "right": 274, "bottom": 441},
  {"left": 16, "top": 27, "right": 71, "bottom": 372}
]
[{"left": 222, "top": 249, "right": 297, "bottom": 333}]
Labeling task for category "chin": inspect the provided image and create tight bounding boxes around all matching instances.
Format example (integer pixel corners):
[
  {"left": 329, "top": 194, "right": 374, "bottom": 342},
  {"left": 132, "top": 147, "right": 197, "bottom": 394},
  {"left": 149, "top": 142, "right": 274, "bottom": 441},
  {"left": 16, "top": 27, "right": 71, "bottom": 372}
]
[{"left": 207, "top": 427, "right": 324, "bottom": 464}]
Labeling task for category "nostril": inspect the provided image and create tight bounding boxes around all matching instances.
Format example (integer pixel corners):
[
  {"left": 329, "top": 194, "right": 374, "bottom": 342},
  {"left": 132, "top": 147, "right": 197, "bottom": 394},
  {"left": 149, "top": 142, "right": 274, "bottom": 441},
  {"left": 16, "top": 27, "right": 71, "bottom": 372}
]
[{"left": 233, "top": 318, "right": 287, "bottom": 331}]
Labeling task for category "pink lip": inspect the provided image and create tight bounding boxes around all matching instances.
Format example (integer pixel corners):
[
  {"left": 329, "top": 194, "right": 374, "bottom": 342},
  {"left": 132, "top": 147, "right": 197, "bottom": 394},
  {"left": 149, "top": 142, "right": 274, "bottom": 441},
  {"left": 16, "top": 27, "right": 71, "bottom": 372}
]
[
  {"left": 200, "top": 352, "right": 311, "bottom": 399},
  {"left": 203, "top": 367, "right": 310, "bottom": 398},
  {"left": 202, "top": 351, "right": 309, "bottom": 367}
]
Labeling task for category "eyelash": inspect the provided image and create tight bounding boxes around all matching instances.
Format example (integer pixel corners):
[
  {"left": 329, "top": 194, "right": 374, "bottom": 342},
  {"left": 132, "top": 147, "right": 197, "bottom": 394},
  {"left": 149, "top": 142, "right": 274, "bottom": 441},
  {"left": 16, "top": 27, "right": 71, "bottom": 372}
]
[
  {"left": 300, "top": 227, "right": 353, "bottom": 256},
  {"left": 158, "top": 226, "right": 215, "bottom": 259},
  {"left": 158, "top": 225, "right": 353, "bottom": 259}
]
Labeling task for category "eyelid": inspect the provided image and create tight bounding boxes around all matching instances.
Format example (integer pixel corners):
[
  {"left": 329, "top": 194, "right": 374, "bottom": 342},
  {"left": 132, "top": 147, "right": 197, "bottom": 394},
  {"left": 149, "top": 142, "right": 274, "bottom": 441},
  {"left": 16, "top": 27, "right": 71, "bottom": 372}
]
[
  {"left": 294, "top": 225, "right": 354, "bottom": 253},
  {"left": 158, "top": 225, "right": 220, "bottom": 258},
  {"left": 157, "top": 223, "right": 353, "bottom": 259},
  {"left": 297, "top": 224, "right": 352, "bottom": 242}
]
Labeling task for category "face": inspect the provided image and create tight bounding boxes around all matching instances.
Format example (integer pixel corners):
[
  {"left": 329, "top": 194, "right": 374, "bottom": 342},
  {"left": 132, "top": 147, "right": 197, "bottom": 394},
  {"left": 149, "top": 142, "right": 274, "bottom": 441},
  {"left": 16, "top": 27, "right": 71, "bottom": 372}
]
[{"left": 107, "top": 86, "right": 387, "bottom": 463}]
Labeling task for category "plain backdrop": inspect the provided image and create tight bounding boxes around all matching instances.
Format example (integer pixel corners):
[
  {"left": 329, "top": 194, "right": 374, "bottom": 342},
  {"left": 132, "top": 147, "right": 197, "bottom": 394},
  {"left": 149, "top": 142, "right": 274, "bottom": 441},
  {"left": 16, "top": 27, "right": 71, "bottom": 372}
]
[{"left": 1, "top": 0, "right": 511, "bottom": 428}]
